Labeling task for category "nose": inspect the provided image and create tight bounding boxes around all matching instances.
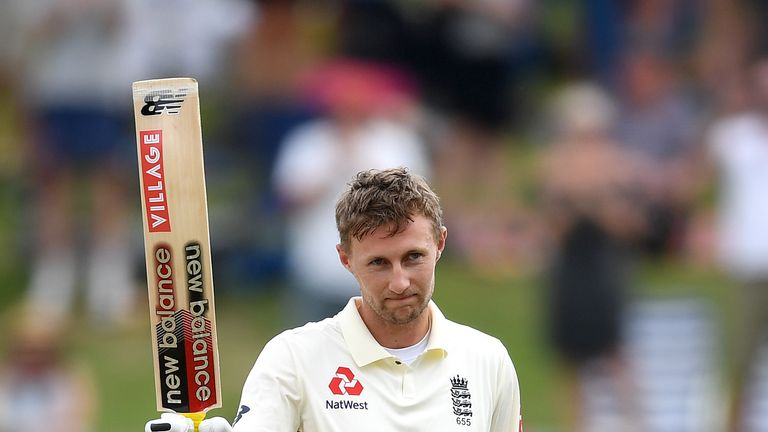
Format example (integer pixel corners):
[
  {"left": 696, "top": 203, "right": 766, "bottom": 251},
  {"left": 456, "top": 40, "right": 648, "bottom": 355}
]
[{"left": 388, "top": 263, "right": 410, "bottom": 294}]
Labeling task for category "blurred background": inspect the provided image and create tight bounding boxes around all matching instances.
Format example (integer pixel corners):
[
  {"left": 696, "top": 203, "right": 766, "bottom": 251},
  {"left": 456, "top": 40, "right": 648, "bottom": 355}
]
[{"left": 0, "top": 0, "right": 767, "bottom": 431}]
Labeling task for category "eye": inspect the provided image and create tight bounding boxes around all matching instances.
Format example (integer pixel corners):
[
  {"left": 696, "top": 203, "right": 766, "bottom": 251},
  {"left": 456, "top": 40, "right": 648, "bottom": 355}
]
[
  {"left": 407, "top": 252, "right": 424, "bottom": 261},
  {"left": 368, "top": 258, "right": 385, "bottom": 266}
]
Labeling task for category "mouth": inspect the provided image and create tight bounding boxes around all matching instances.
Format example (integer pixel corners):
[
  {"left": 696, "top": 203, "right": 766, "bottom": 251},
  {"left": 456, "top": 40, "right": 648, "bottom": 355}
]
[{"left": 387, "top": 294, "right": 418, "bottom": 306}]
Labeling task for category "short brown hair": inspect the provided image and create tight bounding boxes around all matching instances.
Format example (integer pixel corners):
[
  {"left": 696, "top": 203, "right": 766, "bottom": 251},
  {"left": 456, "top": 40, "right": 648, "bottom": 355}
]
[{"left": 336, "top": 168, "right": 443, "bottom": 251}]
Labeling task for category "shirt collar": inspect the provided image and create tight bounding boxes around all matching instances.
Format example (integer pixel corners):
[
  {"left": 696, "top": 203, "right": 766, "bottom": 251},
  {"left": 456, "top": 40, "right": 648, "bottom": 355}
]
[{"left": 339, "top": 297, "right": 449, "bottom": 367}]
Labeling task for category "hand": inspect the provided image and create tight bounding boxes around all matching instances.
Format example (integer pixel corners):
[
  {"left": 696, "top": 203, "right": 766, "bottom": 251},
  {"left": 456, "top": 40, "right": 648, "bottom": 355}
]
[
  {"left": 145, "top": 413, "right": 233, "bottom": 432},
  {"left": 200, "top": 417, "right": 233, "bottom": 432},
  {"left": 145, "top": 413, "right": 193, "bottom": 432}
]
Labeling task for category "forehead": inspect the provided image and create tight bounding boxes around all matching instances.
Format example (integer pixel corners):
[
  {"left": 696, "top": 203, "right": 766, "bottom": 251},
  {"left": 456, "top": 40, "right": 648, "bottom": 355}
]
[{"left": 349, "top": 214, "right": 435, "bottom": 255}]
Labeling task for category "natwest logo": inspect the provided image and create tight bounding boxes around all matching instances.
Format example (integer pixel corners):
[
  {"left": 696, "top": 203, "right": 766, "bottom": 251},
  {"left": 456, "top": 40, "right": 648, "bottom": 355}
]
[{"left": 328, "top": 366, "right": 363, "bottom": 396}]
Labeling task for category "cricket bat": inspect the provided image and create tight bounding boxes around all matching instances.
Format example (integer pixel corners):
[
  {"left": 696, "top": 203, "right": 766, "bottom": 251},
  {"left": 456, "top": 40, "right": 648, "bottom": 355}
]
[{"left": 132, "top": 78, "right": 221, "bottom": 431}]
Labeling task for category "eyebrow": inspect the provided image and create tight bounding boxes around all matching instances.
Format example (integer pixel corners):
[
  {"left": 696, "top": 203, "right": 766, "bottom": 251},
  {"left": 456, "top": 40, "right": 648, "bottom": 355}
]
[{"left": 365, "top": 247, "right": 429, "bottom": 260}]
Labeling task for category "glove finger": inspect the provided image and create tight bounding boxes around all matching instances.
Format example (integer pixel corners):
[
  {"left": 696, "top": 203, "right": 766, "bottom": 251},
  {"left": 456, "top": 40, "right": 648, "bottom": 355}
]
[
  {"left": 199, "top": 417, "right": 233, "bottom": 432},
  {"left": 145, "top": 413, "right": 194, "bottom": 432}
]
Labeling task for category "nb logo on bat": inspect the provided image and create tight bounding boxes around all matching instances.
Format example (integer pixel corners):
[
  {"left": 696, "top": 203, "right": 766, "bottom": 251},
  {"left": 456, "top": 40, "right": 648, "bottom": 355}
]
[{"left": 141, "top": 90, "right": 187, "bottom": 116}]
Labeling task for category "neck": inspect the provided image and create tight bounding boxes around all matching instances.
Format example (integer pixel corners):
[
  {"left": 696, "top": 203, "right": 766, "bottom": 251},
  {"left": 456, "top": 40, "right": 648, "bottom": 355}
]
[{"left": 356, "top": 298, "right": 431, "bottom": 349}]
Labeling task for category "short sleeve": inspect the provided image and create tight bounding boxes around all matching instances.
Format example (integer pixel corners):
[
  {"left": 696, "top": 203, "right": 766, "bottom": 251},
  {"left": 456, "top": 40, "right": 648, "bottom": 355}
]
[
  {"left": 232, "top": 335, "right": 302, "bottom": 432},
  {"left": 489, "top": 341, "right": 521, "bottom": 432}
]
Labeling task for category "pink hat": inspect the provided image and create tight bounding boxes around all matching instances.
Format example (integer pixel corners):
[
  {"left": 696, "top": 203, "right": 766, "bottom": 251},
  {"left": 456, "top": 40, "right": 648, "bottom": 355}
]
[{"left": 301, "top": 59, "right": 416, "bottom": 116}]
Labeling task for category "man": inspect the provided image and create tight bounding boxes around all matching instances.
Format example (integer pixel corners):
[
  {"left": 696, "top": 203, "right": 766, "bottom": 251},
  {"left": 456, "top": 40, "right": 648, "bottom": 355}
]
[
  {"left": 707, "top": 57, "right": 768, "bottom": 432},
  {"left": 146, "top": 168, "right": 522, "bottom": 431}
]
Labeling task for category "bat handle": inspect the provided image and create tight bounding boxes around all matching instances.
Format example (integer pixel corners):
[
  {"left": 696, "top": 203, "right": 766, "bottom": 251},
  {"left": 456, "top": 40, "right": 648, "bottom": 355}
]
[{"left": 182, "top": 412, "right": 206, "bottom": 432}]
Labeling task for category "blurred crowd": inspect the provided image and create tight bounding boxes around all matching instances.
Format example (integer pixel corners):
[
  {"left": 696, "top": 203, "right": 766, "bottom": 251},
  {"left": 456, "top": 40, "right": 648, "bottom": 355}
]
[{"left": 1, "top": 0, "right": 768, "bottom": 431}]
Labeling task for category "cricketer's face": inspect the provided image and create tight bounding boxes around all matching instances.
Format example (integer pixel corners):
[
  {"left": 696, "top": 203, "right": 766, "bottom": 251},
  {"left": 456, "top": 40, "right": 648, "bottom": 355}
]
[{"left": 337, "top": 214, "right": 447, "bottom": 327}]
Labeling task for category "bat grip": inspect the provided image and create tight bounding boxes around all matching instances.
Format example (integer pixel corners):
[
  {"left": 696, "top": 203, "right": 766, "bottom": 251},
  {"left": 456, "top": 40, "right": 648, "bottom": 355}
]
[{"left": 182, "top": 412, "right": 206, "bottom": 432}]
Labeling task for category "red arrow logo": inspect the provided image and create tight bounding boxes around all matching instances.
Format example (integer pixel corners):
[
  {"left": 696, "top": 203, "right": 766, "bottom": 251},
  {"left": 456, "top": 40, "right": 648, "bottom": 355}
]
[{"left": 328, "top": 366, "right": 364, "bottom": 396}]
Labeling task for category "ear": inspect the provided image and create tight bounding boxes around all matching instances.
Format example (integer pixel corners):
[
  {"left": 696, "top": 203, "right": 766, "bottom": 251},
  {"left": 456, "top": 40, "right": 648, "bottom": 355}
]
[
  {"left": 436, "top": 226, "right": 447, "bottom": 260},
  {"left": 336, "top": 244, "right": 352, "bottom": 271}
]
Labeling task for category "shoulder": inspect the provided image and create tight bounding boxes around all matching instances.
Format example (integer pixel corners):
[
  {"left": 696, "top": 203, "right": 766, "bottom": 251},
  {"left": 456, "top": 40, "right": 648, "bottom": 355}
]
[
  {"left": 364, "top": 120, "right": 430, "bottom": 174},
  {"left": 442, "top": 319, "right": 510, "bottom": 358},
  {"left": 277, "top": 119, "right": 337, "bottom": 160},
  {"left": 368, "top": 119, "right": 417, "bottom": 137},
  {"left": 713, "top": 113, "right": 762, "bottom": 135},
  {"left": 272, "top": 119, "right": 338, "bottom": 182},
  {"left": 363, "top": 120, "right": 422, "bottom": 151},
  {"left": 259, "top": 316, "right": 344, "bottom": 360},
  {"left": 284, "top": 119, "right": 333, "bottom": 143},
  {"left": 438, "top": 319, "right": 520, "bottom": 396},
  {"left": 708, "top": 113, "right": 761, "bottom": 152}
]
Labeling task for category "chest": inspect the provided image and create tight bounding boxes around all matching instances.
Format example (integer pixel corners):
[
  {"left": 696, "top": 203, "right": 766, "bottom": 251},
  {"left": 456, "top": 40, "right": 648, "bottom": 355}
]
[{"left": 298, "top": 360, "right": 494, "bottom": 432}]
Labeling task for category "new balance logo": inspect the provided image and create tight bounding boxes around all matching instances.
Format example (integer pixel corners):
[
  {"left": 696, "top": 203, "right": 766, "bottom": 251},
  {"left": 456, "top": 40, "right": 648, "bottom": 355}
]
[
  {"left": 328, "top": 366, "right": 363, "bottom": 396},
  {"left": 141, "top": 89, "right": 186, "bottom": 115}
]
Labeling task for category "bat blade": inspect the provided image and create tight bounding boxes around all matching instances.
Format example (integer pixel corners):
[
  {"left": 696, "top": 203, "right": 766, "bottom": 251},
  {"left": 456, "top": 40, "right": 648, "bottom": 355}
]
[{"left": 132, "top": 78, "right": 221, "bottom": 417}]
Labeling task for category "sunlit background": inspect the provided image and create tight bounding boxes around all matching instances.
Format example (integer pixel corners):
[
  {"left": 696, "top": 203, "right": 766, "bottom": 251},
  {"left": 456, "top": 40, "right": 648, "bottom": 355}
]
[{"left": 0, "top": 0, "right": 767, "bottom": 431}]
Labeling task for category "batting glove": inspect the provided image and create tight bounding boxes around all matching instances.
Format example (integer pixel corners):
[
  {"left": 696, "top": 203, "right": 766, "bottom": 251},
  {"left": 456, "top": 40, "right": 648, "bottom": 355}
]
[
  {"left": 199, "top": 417, "right": 233, "bottom": 432},
  {"left": 145, "top": 413, "right": 193, "bottom": 432},
  {"left": 145, "top": 413, "right": 233, "bottom": 432}
]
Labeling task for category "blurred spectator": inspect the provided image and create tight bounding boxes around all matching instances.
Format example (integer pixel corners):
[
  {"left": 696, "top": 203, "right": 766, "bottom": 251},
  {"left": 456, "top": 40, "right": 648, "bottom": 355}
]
[
  {"left": 0, "top": 318, "right": 95, "bottom": 432},
  {"left": 120, "top": 0, "right": 254, "bottom": 289},
  {"left": 18, "top": 0, "right": 137, "bottom": 328},
  {"left": 336, "top": 0, "right": 414, "bottom": 67},
  {"left": 229, "top": 0, "right": 325, "bottom": 167},
  {"left": 579, "top": 0, "right": 623, "bottom": 85},
  {"left": 410, "top": 0, "right": 531, "bottom": 271},
  {"left": 539, "top": 83, "right": 646, "bottom": 431},
  {"left": 694, "top": 0, "right": 753, "bottom": 106},
  {"left": 615, "top": 42, "right": 703, "bottom": 257},
  {"left": 707, "top": 56, "right": 768, "bottom": 432},
  {"left": 119, "top": 0, "right": 252, "bottom": 86},
  {"left": 219, "top": 0, "right": 326, "bottom": 286},
  {"left": 622, "top": 0, "right": 701, "bottom": 61},
  {"left": 272, "top": 59, "right": 430, "bottom": 325},
  {"left": 17, "top": 0, "right": 253, "bottom": 326},
  {"left": 580, "top": 0, "right": 702, "bottom": 88}
]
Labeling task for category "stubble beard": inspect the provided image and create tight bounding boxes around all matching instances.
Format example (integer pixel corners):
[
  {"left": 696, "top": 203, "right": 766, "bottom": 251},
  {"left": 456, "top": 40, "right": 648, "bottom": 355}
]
[{"left": 364, "top": 285, "right": 433, "bottom": 326}]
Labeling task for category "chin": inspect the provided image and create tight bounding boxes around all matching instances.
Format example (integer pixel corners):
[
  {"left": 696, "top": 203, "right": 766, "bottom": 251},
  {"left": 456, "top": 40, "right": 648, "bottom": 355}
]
[{"left": 390, "top": 303, "right": 428, "bottom": 325}]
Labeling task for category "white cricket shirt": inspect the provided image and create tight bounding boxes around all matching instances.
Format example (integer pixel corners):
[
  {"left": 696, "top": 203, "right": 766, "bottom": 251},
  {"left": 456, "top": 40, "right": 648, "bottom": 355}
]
[
  {"left": 233, "top": 297, "right": 522, "bottom": 431},
  {"left": 709, "top": 113, "right": 768, "bottom": 279}
]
